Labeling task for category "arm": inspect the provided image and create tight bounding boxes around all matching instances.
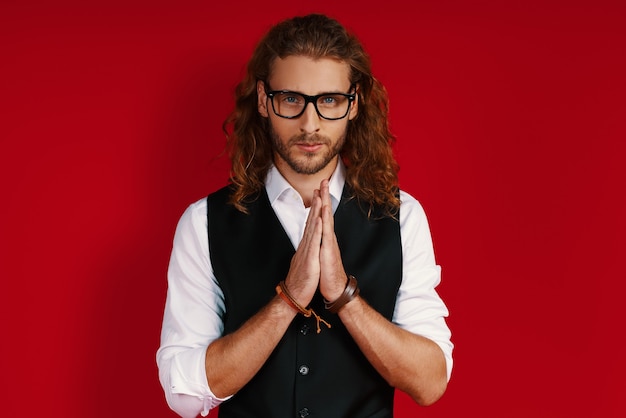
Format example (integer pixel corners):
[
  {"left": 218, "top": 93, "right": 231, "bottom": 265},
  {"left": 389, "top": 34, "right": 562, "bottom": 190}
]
[
  {"left": 338, "top": 296, "right": 448, "bottom": 405},
  {"left": 205, "top": 193, "right": 324, "bottom": 397},
  {"left": 317, "top": 180, "right": 451, "bottom": 406},
  {"left": 157, "top": 201, "right": 227, "bottom": 417},
  {"left": 158, "top": 196, "right": 325, "bottom": 416},
  {"left": 203, "top": 295, "right": 296, "bottom": 397}
]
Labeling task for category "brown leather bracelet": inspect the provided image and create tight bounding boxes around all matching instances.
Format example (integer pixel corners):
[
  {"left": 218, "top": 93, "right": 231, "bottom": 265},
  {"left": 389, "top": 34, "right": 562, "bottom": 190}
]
[
  {"left": 324, "top": 275, "right": 360, "bottom": 313},
  {"left": 276, "top": 281, "right": 331, "bottom": 333},
  {"left": 276, "top": 283, "right": 305, "bottom": 315}
]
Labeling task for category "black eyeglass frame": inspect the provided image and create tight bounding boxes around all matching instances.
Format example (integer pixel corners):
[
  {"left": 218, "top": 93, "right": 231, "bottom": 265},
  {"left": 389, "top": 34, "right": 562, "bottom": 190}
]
[{"left": 264, "top": 84, "right": 357, "bottom": 120}]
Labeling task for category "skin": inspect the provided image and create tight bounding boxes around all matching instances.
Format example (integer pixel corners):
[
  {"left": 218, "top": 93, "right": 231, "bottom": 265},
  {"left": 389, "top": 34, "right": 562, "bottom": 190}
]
[{"left": 205, "top": 55, "right": 447, "bottom": 406}]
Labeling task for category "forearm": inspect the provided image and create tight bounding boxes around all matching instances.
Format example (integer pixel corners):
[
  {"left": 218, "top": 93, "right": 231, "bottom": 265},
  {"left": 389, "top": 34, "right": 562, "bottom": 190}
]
[
  {"left": 339, "top": 296, "right": 448, "bottom": 406},
  {"left": 205, "top": 295, "right": 297, "bottom": 398},
  {"left": 205, "top": 192, "right": 324, "bottom": 398}
]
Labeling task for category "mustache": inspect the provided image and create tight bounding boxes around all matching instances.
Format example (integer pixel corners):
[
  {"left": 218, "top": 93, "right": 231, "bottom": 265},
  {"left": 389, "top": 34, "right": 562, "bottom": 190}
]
[{"left": 288, "top": 133, "right": 329, "bottom": 145}]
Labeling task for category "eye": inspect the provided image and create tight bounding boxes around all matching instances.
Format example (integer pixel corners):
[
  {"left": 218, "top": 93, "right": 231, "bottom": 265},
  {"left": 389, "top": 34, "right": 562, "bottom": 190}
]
[
  {"left": 279, "top": 93, "right": 302, "bottom": 105},
  {"left": 318, "top": 94, "right": 345, "bottom": 107}
]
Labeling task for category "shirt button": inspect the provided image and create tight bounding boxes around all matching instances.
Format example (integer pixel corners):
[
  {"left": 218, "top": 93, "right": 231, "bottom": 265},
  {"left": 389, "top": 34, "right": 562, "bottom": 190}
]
[
  {"left": 300, "top": 324, "right": 309, "bottom": 335},
  {"left": 299, "top": 365, "right": 309, "bottom": 375},
  {"left": 298, "top": 407, "right": 310, "bottom": 417}
]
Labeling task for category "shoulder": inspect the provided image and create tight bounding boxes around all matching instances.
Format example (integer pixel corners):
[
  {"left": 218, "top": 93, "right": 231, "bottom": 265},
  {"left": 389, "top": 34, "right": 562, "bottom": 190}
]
[
  {"left": 175, "top": 196, "right": 209, "bottom": 235},
  {"left": 399, "top": 190, "right": 428, "bottom": 221},
  {"left": 190, "top": 196, "right": 208, "bottom": 213},
  {"left": 182, "top": 183, "right": 237, "bottom": 225},
  {"left": 398, "top": 189, "right": 435, "bottom": 242}
]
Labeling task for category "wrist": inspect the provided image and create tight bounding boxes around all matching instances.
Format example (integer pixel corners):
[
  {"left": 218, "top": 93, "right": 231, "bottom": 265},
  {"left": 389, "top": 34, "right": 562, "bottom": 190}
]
[
  {"left": 324, "top": 275, "right": 360, "bottom": 314},
  {"left": 276, "top": 281, "right": 331, "bottom": 333}
]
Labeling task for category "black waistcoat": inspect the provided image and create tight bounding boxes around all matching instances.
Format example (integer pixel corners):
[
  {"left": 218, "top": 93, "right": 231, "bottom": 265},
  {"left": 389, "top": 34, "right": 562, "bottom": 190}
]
[{"left": 207, "top": 184, "right": 402, "bottom": 418}]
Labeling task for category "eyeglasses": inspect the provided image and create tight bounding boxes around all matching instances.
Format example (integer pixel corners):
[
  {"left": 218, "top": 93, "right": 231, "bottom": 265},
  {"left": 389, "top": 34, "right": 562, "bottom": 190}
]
[{"left": 265, "top": 84, "right": 356, "bottom": 120}]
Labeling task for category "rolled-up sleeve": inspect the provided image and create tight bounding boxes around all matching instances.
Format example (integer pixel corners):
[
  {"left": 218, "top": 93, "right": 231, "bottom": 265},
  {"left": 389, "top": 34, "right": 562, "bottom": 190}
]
[
  {"left": 394, "top": 192, "right": 454, "bottom": 381},
  {"left": 156, "top": 199, "right": 232, "bottom": 417}
]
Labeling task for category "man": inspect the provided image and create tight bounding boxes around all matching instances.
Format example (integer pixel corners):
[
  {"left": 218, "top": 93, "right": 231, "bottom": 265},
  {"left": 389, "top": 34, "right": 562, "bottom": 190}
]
[{"left": 157, "top": 13, "right": 453, "bottom": 418}]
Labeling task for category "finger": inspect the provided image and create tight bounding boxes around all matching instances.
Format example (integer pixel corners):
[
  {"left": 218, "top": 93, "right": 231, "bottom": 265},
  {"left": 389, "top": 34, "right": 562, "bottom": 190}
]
[
  {"left": 300, "top": 193, "right": 322, "bottom": 250},
  {"left": 320, "top": 183, "right": 335, "bottom": 232},
  {"left": 307, "top": 191, "right": 322, "bottom": 227},
  {"left": 320, "top": 179, "right": 331, "bottom": 208},
  {"left": 299, "top": 215, "right": 322, "bottom": 280},
  {"left": 321, "top": 203, "right": 336, "bottom": 250},
  {"left": 311, "top": 216, "right": 323, "bottom": 254}
]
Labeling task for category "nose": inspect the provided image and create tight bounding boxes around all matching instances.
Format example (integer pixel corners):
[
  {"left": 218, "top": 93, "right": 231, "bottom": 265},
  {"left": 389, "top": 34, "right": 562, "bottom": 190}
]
[{"left": 299, "top": 102, "right": 321, "bottom": 134}]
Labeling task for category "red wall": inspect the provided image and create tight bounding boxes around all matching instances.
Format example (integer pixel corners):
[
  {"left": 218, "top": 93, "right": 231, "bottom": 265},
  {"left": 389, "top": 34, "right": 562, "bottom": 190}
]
[{"left": 2, "top": 1, "right": 625, "bottom": 416}]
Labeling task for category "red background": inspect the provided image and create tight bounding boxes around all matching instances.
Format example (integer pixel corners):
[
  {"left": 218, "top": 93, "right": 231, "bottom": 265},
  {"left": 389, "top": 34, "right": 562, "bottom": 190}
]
[{"left": 2, "top": 1, "right": 625, "bottom": 417}]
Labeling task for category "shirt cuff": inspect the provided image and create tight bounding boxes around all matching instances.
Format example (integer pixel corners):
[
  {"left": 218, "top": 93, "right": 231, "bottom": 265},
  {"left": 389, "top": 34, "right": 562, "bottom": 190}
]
[{"left": 167, "top": 347, "right": 233, "bottom": 415}]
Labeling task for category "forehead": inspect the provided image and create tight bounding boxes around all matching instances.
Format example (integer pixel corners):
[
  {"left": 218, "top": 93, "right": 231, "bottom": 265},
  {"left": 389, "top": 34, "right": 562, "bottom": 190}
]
[{"left": 268, "top": 55, "right": 351, "bottom": 94}]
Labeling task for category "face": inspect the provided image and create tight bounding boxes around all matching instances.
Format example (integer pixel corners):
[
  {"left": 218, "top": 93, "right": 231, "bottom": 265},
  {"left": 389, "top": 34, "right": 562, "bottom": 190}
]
[{"left": 257, "top": 56, "right": 358, "bottom": 176}]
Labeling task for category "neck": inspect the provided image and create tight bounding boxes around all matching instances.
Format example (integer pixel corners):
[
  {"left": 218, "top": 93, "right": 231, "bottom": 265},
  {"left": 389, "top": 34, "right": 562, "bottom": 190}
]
[{"left": 275, "top": 158, "right": 338, "bottom": 207}]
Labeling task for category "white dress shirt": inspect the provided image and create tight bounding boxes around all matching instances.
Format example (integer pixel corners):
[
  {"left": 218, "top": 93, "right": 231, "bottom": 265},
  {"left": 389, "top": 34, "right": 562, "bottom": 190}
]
[{"left": 157, "top": 162, "right": 453, "bottom": 418}]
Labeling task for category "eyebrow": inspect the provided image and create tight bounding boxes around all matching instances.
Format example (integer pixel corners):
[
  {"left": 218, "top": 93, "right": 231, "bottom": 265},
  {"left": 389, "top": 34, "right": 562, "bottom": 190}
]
[{"left": 265, "top": 84, "right": 354, "bottom": 95}]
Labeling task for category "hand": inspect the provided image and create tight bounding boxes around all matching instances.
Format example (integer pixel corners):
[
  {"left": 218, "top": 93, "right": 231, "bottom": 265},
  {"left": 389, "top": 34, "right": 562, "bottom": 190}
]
[
  {"left": 318, "top": 179, "right": 349, "bottom": 302},
  {"left": 283, "top": 190, "right": 323, "bottom": 306}
]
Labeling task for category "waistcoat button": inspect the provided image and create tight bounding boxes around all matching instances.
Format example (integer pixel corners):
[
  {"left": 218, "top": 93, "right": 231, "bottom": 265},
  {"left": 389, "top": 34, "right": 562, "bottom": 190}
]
[
  {"left": 298, "top": 407, "right": 310, "bottom": 417},
  {"left": 298, "top": 365, "right": 309, "bottom": 375},
  {"left": 300, "top": 324, "right": 309, "bottom": 335}
]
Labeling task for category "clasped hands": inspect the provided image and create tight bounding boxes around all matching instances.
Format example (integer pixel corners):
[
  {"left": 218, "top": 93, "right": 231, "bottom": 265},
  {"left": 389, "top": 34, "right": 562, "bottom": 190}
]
[{"left": 283, "top": 179, "right": 348, "bottom": 308}]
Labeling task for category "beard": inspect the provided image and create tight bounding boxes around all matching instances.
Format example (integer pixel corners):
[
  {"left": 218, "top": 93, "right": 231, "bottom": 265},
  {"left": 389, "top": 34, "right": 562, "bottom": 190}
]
[{"left": 270, "top": 124, "right": 347, "bottom": 175}]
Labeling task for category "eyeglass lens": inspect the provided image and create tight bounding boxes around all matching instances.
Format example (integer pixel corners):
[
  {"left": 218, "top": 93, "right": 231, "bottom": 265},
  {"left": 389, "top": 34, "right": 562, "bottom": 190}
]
[{"left": 271, "top": 92, "right": 351, "bottom": 119}]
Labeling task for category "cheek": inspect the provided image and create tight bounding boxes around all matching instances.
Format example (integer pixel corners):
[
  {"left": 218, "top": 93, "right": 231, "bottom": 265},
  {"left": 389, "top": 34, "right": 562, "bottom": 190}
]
[
  {"left": 332, "top": 122, "right": 350, "bottom": 140},
  {"left": 269, "top": 115, "right": 300, "bottom": 138},
  {"left": 268, "top": 117, "right": 294, "bottom": 140}
]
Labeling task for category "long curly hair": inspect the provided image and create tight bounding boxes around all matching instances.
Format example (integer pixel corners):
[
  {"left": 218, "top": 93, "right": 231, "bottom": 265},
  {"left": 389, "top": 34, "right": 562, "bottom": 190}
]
[{"left": 223, "top": 14, "right": 400, "bottom": 217}]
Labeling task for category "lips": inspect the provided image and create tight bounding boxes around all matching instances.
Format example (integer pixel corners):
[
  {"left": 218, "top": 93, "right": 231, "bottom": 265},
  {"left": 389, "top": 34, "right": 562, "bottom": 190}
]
[
  {"left": 289, "top": 133, "right": 329, "bottom": 154},
  {"left": 296, "top": 143, "right": 324, "bottom": 153}
]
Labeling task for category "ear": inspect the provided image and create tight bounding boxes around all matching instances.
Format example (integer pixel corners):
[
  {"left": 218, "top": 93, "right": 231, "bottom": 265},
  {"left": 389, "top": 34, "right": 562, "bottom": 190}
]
[
  {"left": 348, "top": 85, "right": 359, "bottom": 121},
  {"left": 257, "top": 80, "right": 269, "bottom": 118}
]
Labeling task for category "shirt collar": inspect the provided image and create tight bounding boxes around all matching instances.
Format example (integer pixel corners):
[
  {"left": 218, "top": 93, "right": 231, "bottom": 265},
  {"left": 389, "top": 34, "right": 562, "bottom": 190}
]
[{"left": 265, "top": 161, "right": 346, "bottom": 211}]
